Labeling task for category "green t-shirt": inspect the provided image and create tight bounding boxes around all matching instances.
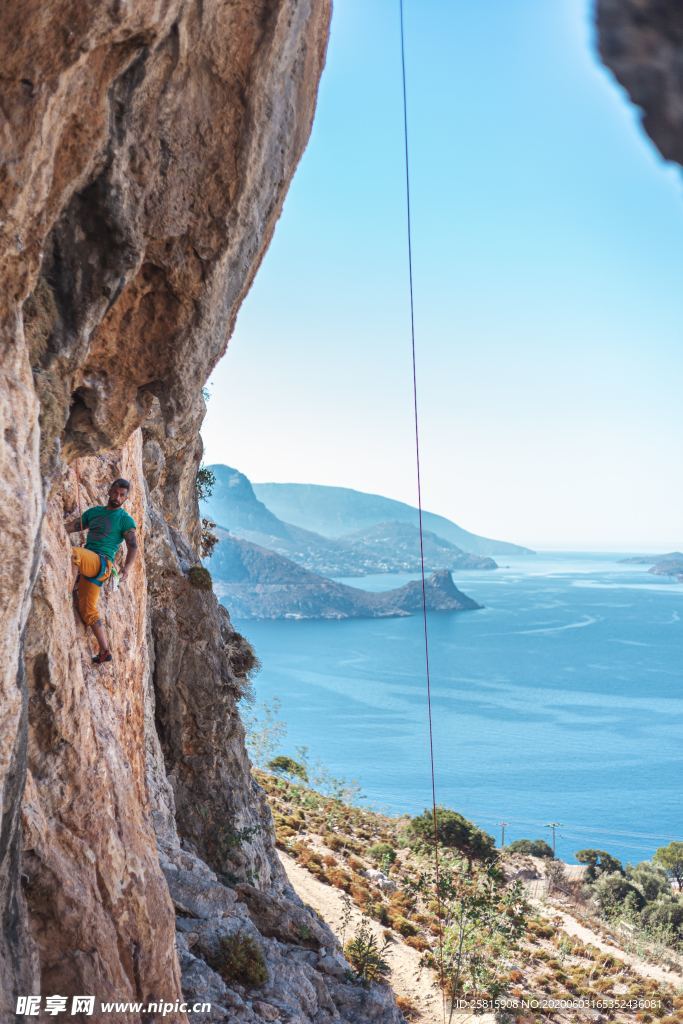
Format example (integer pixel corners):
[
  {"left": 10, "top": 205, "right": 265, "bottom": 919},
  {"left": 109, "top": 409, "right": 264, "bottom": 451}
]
[{"left": 82, "top": 506, "right": 136, "bottom": 562}]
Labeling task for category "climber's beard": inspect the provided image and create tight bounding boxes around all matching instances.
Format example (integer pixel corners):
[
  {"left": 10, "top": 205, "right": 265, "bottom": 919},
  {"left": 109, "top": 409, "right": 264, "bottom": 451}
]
[{"left": 107, "top": 494, "right": 124, "bottom": 508}]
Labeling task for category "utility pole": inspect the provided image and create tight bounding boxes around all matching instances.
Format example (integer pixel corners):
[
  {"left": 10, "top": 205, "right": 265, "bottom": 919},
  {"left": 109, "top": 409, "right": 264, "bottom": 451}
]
[
  {"left": 545, "top": 822, "right": 562, "bottom": 855},
  {"left": 499, "top": 821, "right": 509, "bottom": 849}
]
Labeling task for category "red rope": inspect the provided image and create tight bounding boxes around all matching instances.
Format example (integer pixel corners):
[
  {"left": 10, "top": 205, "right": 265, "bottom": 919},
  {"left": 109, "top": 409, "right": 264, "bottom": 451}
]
[{"left": 398, "top": 1, "right": 447, "bottom": 1018}]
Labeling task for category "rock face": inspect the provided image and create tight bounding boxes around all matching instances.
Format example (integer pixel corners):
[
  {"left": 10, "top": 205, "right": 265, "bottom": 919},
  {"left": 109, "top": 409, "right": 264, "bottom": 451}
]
[
  {"left": 0, "top": 2, "right": 402, "bottom": 1021},
  {"left": 597, "top": 1, "right": 683, "bottom": 166}
]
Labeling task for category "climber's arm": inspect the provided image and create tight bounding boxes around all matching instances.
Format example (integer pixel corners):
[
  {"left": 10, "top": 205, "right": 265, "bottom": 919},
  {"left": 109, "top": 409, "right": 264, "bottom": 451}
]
[
  {"left": 120, "top": 528, "right": 138, "bottom": 583},
  {"left": 64, "top": 517, "right": 84, "bottom": 534}
]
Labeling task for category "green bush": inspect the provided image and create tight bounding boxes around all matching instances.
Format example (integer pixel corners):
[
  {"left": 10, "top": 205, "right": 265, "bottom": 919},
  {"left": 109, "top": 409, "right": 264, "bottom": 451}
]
[
  {"left": 196, "top": 465, "right": 216, "bottom": 501},
  {"left": 640, "top": 899, "right": 683, "bottom": 936},
  {"left": 368, "top": 843, "right": 397, "bottom": 867},
  {"left": 594, "top": 872, "right": 646, "bottom": 915},
  {"left": 576, "top": 849, "right": 623, "bottom": 882},
  {"left": 207, "top": 931, "right": 267, "bottom": 988},
  {"left": 627, "top": 862, "right": 672, "bottom": 902},
  {"left": 408, "top": 806, "right": 495, "bottom": 864},
  {"left": 507, "top": 839, "right": 554, "bottom": 859},
  {"left": 268, "top": 756, "right": 308, "bottom": 782},
  {"left": 188, "top": 565, "right": 212, "bottom": 590}
]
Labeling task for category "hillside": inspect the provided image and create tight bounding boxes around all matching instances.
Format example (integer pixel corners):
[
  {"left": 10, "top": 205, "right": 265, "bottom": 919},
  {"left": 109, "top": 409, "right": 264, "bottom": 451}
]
[
  {"left": 256, "top": 770, "right": 683, "bottom": 1024},
  {"left": 253, "top": 481, "right": 533, "bottom": 555},
  {"left": 208, "top": 532, "right": 482, "bottom": 619},
  {"left": 203, "top": 465, "right": 498, "bottom": 574}
]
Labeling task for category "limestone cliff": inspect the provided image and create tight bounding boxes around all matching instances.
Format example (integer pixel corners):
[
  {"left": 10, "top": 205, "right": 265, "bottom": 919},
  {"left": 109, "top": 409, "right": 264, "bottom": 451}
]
[
  {"left": 0, "top": 2, "right": 402, "bottom": 1021},
  {"left": 597, "top": 1, "right": 683, "bottom": 166}
]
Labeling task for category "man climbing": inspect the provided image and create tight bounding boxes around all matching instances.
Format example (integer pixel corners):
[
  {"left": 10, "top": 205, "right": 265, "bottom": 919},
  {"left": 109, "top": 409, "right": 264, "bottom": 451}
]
[{"left": 64, "top": 478, "right": 138, "bottom": 665}]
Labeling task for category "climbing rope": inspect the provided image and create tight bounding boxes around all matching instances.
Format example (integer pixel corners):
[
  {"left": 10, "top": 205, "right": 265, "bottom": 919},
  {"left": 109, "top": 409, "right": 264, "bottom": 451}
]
[{"left": 398, "top": 1, "right": 447, "bottom": 1018}]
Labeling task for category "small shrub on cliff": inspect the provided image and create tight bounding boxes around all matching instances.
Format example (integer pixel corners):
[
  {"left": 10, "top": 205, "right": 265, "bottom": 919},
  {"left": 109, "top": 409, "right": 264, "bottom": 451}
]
[
  {"left": 344, "top": 919, "right": 391, "bottom": 984},
  {"left": 227, "top": 631, "right": 260, "bottom": 679},
  {"left": 196, "top": 464, "right": 216, "bottom": 501},
  {"left": 188, "top": 565, "right": 212, "bottom": 590},
  {"left": 207, "top": 931, "right": 267, "bottom": 988},
  {"left": 200, "top": 517, "right": 219, "bottom": 558}
]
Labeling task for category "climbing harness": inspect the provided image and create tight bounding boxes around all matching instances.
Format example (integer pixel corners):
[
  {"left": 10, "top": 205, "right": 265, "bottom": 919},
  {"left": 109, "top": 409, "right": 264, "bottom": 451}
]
[
  {"left": 398, "top": 2, "right": 447, "bottom": 1019},
  {"left": 86, "top": 553, "right": 112, "bottom": 588}
]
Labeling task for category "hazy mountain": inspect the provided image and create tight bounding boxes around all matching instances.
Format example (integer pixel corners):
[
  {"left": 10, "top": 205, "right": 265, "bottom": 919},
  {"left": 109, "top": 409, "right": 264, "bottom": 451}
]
[
  {"left": 253, "top": 481, "right": 533, "bottom": 555},
  {"left": 207, "top": 532, "right": 482, "bottom": 620},
  {"left": 342, "top": 521, "right": 497, "bottom": 571},
  {"left": 202, "top": 466, "right": 498, "bottom": 574}
]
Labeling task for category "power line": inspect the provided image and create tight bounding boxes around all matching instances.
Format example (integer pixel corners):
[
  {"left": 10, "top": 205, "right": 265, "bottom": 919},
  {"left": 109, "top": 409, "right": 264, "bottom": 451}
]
[{"left": 464, "top": 811, "right": 680, "bottom": 845}]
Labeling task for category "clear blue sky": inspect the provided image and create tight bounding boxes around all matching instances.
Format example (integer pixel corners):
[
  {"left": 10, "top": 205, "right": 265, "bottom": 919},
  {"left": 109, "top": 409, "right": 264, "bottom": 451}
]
[{"left": 203, "top": 0, "right": 683, "bottom": 551}]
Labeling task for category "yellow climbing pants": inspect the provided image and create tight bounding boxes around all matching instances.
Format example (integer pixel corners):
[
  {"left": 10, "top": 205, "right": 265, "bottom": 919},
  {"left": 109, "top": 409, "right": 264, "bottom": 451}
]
[{"left": 72, "top": 547, "right": 111, "bottom": 626}]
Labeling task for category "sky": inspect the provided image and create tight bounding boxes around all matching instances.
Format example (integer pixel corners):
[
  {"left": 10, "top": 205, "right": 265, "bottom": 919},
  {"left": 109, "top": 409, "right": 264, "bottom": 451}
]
[{"left": 202, "top": 0, "right": 683, "bottom": 552}]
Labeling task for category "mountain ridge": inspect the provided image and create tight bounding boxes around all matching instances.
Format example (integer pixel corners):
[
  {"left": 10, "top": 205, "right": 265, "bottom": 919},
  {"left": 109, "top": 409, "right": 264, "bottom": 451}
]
[
  {"left": 202, "top": 465, "right": 501, "bottom": 575},
  {"left": 253, "top": 480, "right": 533, "bottom": 555}
]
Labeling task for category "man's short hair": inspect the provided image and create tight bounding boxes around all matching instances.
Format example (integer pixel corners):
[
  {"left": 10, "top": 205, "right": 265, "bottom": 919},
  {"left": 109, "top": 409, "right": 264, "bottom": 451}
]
[{"left": 110, "top": 478, "right": 131, "bottom": 491}]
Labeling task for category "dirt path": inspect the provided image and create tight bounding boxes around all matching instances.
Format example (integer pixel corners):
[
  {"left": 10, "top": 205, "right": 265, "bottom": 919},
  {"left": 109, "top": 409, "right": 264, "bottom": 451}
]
[
  {"left": 279, "top": 850, "right": 494, "bottom": 1024},
  {"left": 533, "top": 898, "right": 682, "bottom": 988}
]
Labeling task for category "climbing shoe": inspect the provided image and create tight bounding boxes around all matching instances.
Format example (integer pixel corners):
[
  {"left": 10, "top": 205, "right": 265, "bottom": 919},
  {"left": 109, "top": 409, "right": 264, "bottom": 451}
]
[{"left": 92, "top": 651, "right": 113, "bottom": 665}]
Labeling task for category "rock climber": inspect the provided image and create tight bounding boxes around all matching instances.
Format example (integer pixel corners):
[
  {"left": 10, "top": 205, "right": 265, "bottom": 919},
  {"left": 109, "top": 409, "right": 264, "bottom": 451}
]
[{"left": 64, "top": 478, "right": 138, "bottom": 665}]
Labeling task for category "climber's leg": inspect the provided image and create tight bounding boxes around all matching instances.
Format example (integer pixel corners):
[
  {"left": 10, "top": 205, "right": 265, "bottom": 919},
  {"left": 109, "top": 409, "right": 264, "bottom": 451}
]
[
  {"left": 72, "top": 548, "right": 112, "bottom": 660},
  {"left": 90, "top": 619, "right": 112, "bottom": 662}
]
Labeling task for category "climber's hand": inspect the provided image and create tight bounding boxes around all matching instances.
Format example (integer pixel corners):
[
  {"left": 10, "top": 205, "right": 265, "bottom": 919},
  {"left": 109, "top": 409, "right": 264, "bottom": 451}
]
[{"left": 119, "top": 568, "right": 129, "bottom": 585}]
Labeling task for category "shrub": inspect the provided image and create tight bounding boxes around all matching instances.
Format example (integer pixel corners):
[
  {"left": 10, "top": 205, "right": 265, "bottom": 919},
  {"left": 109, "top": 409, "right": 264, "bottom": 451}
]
[
  {"left": 328, "top": 868, "right": 353, "bottom": 892},
  {"left": 594, "top": 872, "right": 646, "bottom": 915},
  {"left": 575, "top": 849, "right": 624, "bottom": 882},
  {"left": 641, "top": 900, "right": 683, "bottom": 936},
  {"left": 368, "top": 843, "right": 397, "bottom": 868},
  {"left": 408, "top": 806, "right": 495, "bottom": 864},
  {"left": 200, "top": 517, "right": 219, "bottom": 558},
  {"left": 344, "top": 919, "right": 391, "bottom": 984},
  {"left": 267, "top": 756, "right": 308, "bottom": 782},
  {"left": 188, "top": 565, "right": 212, "bottom": 590},
  {"left": 507, "top": 839, "right": 554, "bottom": 859},
  {"left": 196, "top": 464, "right": 216, "bottom": 501},
  {"left": 207, "top": 931, "right": 267, "bottom": 988},
  {"left": 395, "top": 994, "right": 419, "bottom": 1020},
  {"left": 628, "top": 862, "right": 672, "bottom": 902}
]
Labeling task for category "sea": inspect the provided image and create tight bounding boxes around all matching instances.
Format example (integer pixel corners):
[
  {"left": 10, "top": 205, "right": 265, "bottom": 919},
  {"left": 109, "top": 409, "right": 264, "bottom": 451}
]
[{"left": 226, "top": 553, "right": 683, "bottom": 865}]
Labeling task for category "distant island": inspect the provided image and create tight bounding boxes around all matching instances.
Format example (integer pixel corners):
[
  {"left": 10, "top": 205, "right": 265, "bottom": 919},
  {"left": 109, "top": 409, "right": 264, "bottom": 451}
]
[
  {"left": 200, "top": 465, "right": 535, "bottom": 619},
  {"left": 210, "top": 533, "right": 481, "bottom": 620},
  {"left": 620, "top": 552, "right": 683, "bottom": 582}
]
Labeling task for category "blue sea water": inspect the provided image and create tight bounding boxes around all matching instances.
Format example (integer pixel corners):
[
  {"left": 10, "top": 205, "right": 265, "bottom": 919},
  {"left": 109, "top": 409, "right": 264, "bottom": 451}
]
[{"left": 227, "top": 553, "right": 683, "bottom": 864}]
